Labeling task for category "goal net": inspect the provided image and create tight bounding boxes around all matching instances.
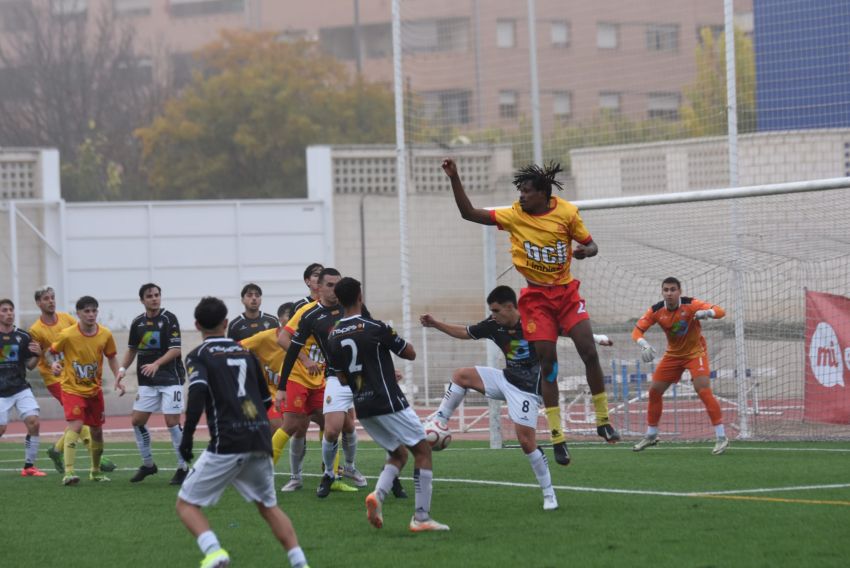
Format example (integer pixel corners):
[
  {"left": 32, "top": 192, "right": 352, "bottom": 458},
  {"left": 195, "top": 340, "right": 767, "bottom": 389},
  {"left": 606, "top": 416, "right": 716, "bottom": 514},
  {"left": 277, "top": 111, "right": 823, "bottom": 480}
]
[{"left": 390, "top": 0, "right": 850, "bottom": 442}]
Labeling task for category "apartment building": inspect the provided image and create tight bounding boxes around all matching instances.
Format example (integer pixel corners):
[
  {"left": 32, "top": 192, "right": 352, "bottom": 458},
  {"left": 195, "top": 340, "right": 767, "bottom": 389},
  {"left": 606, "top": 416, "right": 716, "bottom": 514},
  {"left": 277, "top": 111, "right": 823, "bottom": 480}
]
[{"left": 0, "top": 0, "right": 753, "bottom": 128}]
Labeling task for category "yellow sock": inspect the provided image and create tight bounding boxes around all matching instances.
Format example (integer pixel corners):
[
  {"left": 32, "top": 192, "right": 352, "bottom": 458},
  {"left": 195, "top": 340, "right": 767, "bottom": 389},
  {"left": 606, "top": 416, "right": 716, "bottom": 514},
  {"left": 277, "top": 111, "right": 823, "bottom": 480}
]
[
  {"left": 80, "top": 425, "right": 92, "bottom": 447},
  {"left": 89, "top": 440, "right": 103, "bottom": 473},
  {"left": 64, "top": 430, "right": 80, "bottom": 474},
  {"left": 592, "top": 392, "right": 610, "bottom": 426},
  {"left": 544, "top": 406, "right": 565, "bottom": 444},
  {"left": 272, "top": 428, "right": 291, "bottom": 465},
  {"left": 54, "top": 430, "right": 67, "bottom": 453}
]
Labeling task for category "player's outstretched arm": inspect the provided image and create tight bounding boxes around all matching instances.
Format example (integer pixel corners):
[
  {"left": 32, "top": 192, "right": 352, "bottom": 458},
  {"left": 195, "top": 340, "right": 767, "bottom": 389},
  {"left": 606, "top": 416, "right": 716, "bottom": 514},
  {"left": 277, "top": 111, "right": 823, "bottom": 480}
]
[
  {"left": 420, "top": 313, "right": 471, "bottom": 339},
  {"left": 442, "top": 158, "right": 495, "bottom": 226},
  {"left": 573, "top": 239, "right": 598, "bottom": 259}
]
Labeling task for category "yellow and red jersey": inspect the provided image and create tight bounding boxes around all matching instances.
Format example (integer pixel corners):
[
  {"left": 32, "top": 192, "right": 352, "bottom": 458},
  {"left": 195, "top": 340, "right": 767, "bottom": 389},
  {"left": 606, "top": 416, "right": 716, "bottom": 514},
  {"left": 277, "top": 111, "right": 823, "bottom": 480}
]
[
  {"left": 240, "top": 327, "right": 284, "bottom": 397},
  {"left": 282, "top": 302, "right": 326, "bottom": 390},
  {"left": 491, "top": 196, "right": 592, "bottom": 286},
  {"left": 632, "top": 298, "right": 726, "bottom": 359},
  {"left": 50, "top": 324, "right": 117, "bottom": 397},
  {"left": 28, "top": 312, "right": 76, "bottom": 386}
]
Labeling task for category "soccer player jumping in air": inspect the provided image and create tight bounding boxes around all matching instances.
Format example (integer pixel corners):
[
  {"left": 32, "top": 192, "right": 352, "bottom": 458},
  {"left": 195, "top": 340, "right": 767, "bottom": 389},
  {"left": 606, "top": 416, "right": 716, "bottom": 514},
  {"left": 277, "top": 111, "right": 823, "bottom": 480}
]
[{"left": 442, "top": 158, "right": 619, "bottom": 466}]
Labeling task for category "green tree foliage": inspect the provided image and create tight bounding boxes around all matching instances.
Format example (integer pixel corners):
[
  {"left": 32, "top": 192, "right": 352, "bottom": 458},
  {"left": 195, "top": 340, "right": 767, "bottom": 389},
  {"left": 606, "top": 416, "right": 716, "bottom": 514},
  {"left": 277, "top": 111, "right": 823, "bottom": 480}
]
[
  {"left": 136, "top": 31, "right": 395, "bottom": 199},
  {"left": 682, "top": 27, "right": 756, "bottom": 137},
  {"left": 60, "top": 121, "right": 125, "bottom": 202}
]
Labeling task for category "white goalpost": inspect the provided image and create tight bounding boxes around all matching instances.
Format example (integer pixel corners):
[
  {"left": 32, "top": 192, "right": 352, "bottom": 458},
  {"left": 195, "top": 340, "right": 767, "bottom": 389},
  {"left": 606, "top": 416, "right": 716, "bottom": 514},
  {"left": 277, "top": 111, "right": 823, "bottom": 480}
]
[{"left": 389, "top": 0, "right": 850, "bottom": 444}]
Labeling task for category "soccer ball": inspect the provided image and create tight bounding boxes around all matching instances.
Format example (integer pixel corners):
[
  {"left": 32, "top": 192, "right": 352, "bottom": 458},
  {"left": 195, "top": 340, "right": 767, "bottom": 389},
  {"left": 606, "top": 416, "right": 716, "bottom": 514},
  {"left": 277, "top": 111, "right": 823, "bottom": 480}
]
[{"left": 423, "top": 420, "right": 452, "bottom": 451}]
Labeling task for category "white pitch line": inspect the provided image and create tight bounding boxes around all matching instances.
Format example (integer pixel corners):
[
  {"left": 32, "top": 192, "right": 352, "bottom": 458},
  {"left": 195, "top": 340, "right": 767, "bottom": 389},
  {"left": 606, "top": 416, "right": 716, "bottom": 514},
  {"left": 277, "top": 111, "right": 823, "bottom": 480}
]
[
  {"left": 1, "top": 464, "right": 847, "bottom": 502},
  {"left": 696, "top": 483, "right": 850, "bottom": 495}
]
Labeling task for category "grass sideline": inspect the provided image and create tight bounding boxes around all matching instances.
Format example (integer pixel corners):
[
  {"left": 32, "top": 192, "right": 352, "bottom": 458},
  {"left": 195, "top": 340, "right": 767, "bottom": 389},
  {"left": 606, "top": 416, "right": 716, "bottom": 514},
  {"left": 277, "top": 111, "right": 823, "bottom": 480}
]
[{"left": 1, "top": 440, "right": 849, "bottom": 567}]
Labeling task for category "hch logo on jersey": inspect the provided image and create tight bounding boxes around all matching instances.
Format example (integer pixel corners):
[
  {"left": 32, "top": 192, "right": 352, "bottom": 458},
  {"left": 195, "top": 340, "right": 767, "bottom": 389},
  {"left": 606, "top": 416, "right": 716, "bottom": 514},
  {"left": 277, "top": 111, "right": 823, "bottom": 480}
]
[
  {"left": 523, "top": 240, "right": 568, "bottom": 265},
  {"left": 809, "top": 322, "right": 847, "bottom": 387},
  {"left": 72, "top": 360, "right": 98, "bottom": 380}
]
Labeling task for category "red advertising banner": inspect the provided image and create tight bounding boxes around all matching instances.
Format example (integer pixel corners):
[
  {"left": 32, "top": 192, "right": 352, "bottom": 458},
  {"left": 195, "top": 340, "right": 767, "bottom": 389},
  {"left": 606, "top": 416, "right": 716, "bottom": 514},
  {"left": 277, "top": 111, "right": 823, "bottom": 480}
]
[{"left": 804, "top": 290, "right": 850, "bottom": 424}]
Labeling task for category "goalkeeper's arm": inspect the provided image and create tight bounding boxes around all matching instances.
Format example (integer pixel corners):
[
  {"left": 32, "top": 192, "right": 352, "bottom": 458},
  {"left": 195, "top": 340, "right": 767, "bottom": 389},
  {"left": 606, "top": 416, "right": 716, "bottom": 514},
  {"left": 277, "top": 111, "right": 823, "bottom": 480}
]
[
  {"left": 695, "top": 303, "right": 726, "bottom": 320},
  {"left": 631, "top": 324, "right": 657, "bottom": 363}
]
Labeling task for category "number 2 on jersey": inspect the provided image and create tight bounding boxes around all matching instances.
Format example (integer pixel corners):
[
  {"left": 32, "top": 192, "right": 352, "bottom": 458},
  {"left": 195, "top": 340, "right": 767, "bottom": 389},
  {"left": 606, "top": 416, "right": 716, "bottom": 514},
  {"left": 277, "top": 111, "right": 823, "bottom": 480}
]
[{"left": 340, "top": 339, "right": 363, "bottom": 374}]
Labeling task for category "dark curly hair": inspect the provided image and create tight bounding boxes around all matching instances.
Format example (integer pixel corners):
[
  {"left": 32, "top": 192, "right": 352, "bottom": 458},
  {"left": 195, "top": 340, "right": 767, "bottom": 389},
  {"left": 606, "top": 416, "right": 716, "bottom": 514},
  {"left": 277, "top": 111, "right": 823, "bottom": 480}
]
[{"left": 512, "top": 162, "right": 564, "bottom": 199}]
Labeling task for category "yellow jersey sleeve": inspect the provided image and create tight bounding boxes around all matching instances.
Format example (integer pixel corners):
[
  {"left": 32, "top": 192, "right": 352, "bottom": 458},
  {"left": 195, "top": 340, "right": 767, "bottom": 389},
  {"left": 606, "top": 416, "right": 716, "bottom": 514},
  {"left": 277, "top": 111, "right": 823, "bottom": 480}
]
[{"left": 240, "top": 328, "right": 283, "bottom": 396}]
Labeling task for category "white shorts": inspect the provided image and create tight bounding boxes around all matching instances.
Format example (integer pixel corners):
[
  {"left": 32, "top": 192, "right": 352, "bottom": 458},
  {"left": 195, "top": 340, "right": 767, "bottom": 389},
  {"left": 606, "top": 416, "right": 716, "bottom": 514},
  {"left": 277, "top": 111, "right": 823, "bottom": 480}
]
[
  {"left": 178, "top": 451, "right": 277, "bottom": 508},
  {"left": 133, "top": 385, "right": 184, "bottom": 414},
  {"left": 0, "top": 389, "right": 40, "bottom": 425},
  {"left": 359, "top": 406, "right": 426, "bottom": 452},
  {"left": 475, "top": 366, "right": 542, "bottom": 430},
  {"left": 322, "top": 376, "right": 353, "bottom": 413}
]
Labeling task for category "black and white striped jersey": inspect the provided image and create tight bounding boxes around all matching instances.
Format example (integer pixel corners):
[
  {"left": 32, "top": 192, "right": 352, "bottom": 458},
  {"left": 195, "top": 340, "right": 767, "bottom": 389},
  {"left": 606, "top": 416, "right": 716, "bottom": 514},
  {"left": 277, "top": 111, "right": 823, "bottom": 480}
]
[
  {"left": 184, "top": 337, "right": 272, "bottom": 455},
  {"left": 326, "top": 315, "right": 410, "bottom": 418}
]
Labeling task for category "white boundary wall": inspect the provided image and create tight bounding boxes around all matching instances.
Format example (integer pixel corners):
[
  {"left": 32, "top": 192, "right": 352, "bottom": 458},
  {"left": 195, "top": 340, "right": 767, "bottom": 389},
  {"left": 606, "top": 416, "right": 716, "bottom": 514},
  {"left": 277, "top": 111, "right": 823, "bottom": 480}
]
[
  {"left": 62, "top": 198, "right": 333, "bottom": 329},
  {"left": 3, "top": 148, "right": 336, "bottom": 330}
]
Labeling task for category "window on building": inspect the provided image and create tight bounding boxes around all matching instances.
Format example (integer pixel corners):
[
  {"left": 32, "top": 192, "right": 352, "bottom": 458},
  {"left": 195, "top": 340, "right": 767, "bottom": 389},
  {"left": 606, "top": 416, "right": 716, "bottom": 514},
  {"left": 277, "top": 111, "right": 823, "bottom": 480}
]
[
  {"left": 499, "top": 90, "right": 518, "bottom": 119},
  {"left": 0, "top": 1, "right": 30, "bottom": 31},
  {"left": 646, "top": 24, "right": 679, "bottom": 52},
  {"left": 50, "top": 0, "right": 87, "bottom": 18},
  {"left": 553, "top": 91, "right": 572, "bottom": 120},
  {"left": 496, "top": 19, "right": 516, "bottom": 48},
  {"left": 648, "top": 92, "right": 680, "bottom": 120},
  {"left": 362, "top": 23, "right": 393, "bottom": 58},
  {"left": 551, "top": 20, "right": 570, "bottom": 48},
  {"left": 117, "top": 57, "right": 153, "bottom": 86},
  {"left": 599, "top": 92, "right": 621, "bottom": 113},
  {"left": 113, "top": 0, "right": 151, "bottom": 16},
  {"left": 169, "top": 0, "right": 244, "bottom": 19},
  {"left": 321, "top": 23, "right": 393, "bottom": 60},
  {"left": 320, "top": 27, "right": 356, "bottom": 60},
  {"left": 421, "top": 90, "right": 471, "bottom": 124},
  {"left": 404, "top": 18, "right": 469, "bottom": 54},
  {"left": 597, "top": 22, "right": 618, "bottom": 49}
]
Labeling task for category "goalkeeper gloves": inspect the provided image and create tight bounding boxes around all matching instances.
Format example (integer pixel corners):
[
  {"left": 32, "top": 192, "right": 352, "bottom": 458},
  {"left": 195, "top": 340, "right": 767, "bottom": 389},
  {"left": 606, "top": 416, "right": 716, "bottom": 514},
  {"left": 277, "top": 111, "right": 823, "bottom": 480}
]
[
  {"left": 636, "top": 338, "right": 656, "bottom": 363},
  {"left": 694, "top": 309, "right": 716, "bottom": 320}
]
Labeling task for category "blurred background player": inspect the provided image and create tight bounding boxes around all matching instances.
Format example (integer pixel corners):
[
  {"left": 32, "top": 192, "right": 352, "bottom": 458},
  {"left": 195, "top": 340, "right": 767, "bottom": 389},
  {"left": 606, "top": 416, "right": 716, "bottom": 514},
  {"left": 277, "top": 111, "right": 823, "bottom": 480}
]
[
  {"left": 227, "top": 283, "right": 280, "bottom": 341},
  {"left": 327, "top": 277, "right": 448, "bottom": 532},
  {"left": 0, "top": 299, "right": 46, "bottom": 477},
  {"left": 176, "top": 296, "right": 309, "bottom": 568},
  {"left": 442, "top": 158, "right": 619, "bottom": 467},
  {"left": 48, "top": 296, "right": 125, "bottom": 485},
  {"left": 293, "top": 263, "right": 324, "bottom": 311},
  {"left": 117, "top": 283, "right": 188, "bottom": 485},
  {"left": 29, "top": 285, "right": 84, "bottom": 473},
  {"left": 631, "top": 277, "right": 728, "bottom": 455},
  {"left": 279, "top": 268, "right": 366, "bottom": 497}
]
